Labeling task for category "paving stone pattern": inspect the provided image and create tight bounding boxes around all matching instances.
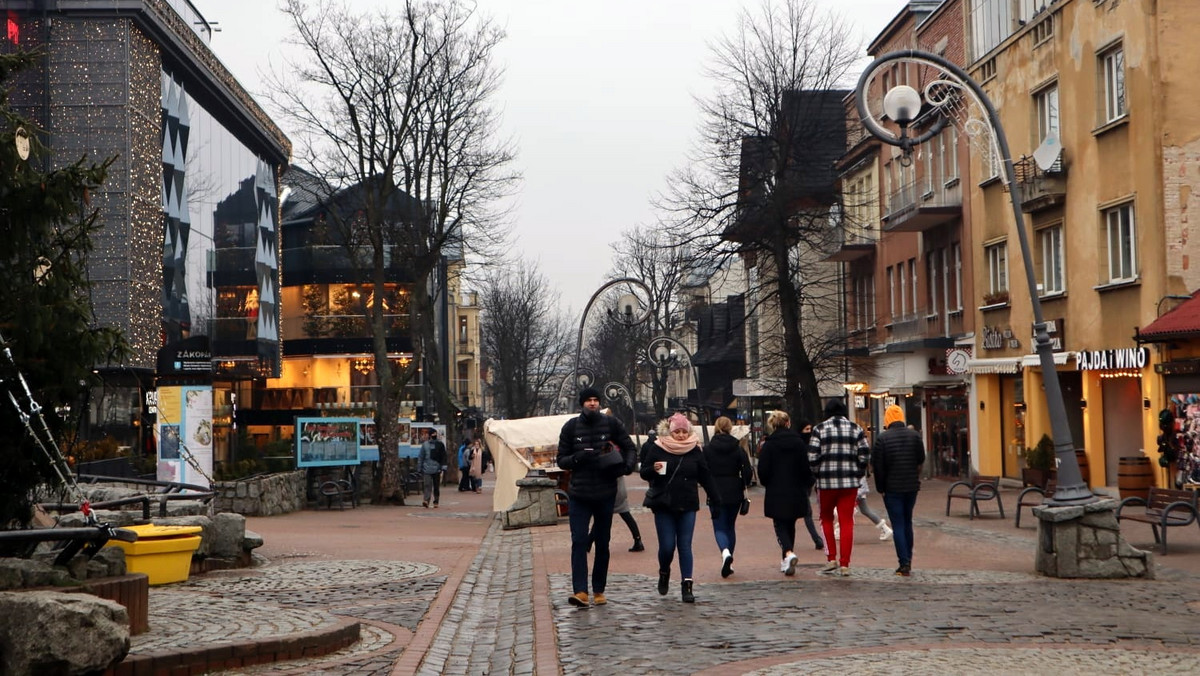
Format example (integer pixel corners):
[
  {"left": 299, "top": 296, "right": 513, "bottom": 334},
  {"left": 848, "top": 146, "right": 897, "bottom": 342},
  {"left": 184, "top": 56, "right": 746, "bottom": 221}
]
[{"left": 550, "top": 571, "right": 1200, "bottom": 675}]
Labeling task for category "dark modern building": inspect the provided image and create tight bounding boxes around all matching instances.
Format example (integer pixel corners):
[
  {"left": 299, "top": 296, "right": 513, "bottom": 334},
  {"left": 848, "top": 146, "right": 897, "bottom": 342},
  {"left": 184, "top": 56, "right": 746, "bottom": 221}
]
[{"left": 5, "top": 1, "right": 290, "bottom": 465}]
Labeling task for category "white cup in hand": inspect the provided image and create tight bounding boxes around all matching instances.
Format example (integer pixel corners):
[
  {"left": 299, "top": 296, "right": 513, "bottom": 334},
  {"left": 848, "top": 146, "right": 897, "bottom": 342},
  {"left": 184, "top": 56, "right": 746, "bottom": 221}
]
[{"left": 655, "top": 461, "right": 667, "bottom": 475}]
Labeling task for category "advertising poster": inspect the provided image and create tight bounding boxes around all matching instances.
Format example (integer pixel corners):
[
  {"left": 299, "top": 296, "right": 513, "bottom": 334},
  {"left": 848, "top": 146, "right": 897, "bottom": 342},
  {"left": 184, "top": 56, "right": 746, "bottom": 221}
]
[
  {"left": 156, "top": 385, "right": 214, "bottom": 488},
  {"left": 398, "top": 418, "right": 417, "bottom": 458},
  {"left": 409, "top": 423, "right": 447, "bottom": 460},
  {"left": 296, "top": 417, "right": 361, "bottom": 467},
  {"left": 359, "top": 419, "right": 379, "bottom": 462}
]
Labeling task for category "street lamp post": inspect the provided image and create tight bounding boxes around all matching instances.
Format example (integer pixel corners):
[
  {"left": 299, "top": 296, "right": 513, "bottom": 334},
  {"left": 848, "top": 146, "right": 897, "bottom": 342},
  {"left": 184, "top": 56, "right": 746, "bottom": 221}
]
[
  {"left": 854, "top": 49, "right": 1094, "bottom": 505},
  {"left": 573, "top": 277, "right": 652, "bottom": 385},
  {"left": 647, "top": 335, "right": 708, "bottom": 443}
]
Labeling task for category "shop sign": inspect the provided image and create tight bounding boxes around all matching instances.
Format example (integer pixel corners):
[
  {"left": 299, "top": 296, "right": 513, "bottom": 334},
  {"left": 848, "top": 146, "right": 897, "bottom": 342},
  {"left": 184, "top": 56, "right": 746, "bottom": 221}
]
[
  {"left": 1075, "top": 347, "right": 1149, "bottom": 371},
  {"left": 854, "top": 394, "right": 866, "bottom": 409},
  {"left": 983, "top": 325, "right": 1020, "bottom": 350},
  {"left": 1032, "top": 317, "right": 1065, "bottom": 351},
  {"left": 1156, "top": 360, "right": 1200, "bottom": 375}
]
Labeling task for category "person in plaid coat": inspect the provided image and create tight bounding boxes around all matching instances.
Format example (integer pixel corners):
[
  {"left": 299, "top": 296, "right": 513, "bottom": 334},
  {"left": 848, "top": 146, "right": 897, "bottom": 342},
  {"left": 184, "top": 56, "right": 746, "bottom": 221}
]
[{"left": 808, "top": 399, "right": 870, "bottom": 576}]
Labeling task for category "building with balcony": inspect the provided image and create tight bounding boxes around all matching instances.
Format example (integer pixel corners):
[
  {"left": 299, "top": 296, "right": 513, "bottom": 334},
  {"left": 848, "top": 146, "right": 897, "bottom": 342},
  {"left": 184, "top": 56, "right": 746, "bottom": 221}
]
[
  {"left": 834, "top": 0, "right": 975, "bottom": 477},
  {"left": 963, "top": 0, "right": 1200, "bottom": 492},
  {"left": 5, "top": 0, "right": 290, "bottom": 465}
]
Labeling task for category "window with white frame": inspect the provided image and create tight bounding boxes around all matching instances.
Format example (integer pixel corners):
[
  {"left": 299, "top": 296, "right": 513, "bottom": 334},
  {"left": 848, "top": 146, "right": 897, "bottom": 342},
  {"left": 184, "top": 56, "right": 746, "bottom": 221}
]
[
  {"left": 1100, "top": 44, "right": 1126, "bottom": 123},
  {"left": 1104, "top": 202, "right": 1137, "bottom": 282},
  {"left": 927, "top": 249, "right": 941, "bottom": 315},
  {"left": 1037, "top": 224, "right": 1064, "bottom": 295},
  {"left": 854, "top": 274, "right": 875, "bottom": 330},
  {"left": 1035, "top": 83, "right": 1059, "bottom": 142},
  {"left": 986, "top": 242, "right": 1008, "bottom": 297},
  {"left": 938, "top": 130, "right": 960, "bottom": 186},
  {"left": 898, "top": 261, "right": 907, "bottom": 315},
  {"left": 909, "top": 257, "right": 918, "bottom": 315},
  {"left": 887, "top": 265, "right": 895, "bottom": 317},
  {"left": 952, "top": 243, "right": 963, "bottom": 310}
]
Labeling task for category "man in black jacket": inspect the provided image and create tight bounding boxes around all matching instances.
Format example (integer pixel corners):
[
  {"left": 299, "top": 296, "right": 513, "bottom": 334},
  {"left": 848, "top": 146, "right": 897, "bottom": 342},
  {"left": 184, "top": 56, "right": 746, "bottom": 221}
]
[
  {"left": 871, "top": 404, "right": 926, "bottom": 577},
  {"left": 557, "top": 387, "right": 636, "bottom": 607}
]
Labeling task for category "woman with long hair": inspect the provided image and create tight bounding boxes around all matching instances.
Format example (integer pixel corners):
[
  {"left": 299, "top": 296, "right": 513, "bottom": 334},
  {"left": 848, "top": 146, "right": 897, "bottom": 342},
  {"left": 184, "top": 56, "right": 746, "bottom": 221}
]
[
  {"left": 640, "top": 413, "right": 719, "bottom": 603},
  {"left": 756, "top": 410, "right": 816, "bottom": 575},
  {"left": 703, "top": 416, "right": 753, "bottom": 578}
]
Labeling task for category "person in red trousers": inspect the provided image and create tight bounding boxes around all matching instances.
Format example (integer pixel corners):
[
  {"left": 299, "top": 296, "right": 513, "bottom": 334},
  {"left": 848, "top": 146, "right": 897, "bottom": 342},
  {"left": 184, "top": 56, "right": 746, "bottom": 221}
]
[{"left": 807, "top": 399, "right": 870, "bottom": 577}]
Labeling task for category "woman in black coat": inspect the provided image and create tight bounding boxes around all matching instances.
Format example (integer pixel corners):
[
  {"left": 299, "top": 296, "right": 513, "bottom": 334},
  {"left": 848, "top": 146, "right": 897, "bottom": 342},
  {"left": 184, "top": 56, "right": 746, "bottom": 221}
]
[
  {"left": 640, "top": 413, "right": 719, "bottom": 603},
  {"left": 756, "top": 410, "right": 816, "bottom": 576},
  {"left": 703, "top": 416, "right": 753, "bottom": 578}
]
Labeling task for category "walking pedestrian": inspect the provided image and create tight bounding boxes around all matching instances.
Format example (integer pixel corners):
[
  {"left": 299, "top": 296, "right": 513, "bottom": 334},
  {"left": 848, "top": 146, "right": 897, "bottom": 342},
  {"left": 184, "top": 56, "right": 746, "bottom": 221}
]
[
  {"left": 457, "top": 438, "right": 471, "bottom": 492},
  {"left": 556, "top": 387, "right": 637, "bottom": 608},
  {"left": 640, "top": 413, "right": 719, "bottom": 603},
  {"left": 756, "top": 411, "right": 817, "bottom": 577},
  {"left": 808, "top": 399, "right": 870, "bottom": 577},
  {"left": 417, "top": 429, "right": 447, "bottom": 508},
  {"left": 468, "top": 438, "right": 484, "bottom": 493},
  {"left": 855, "top": 475, "right": 893, "bottom": 541},
  {"left": 703, "top": 416, "right": 753, "bottom": 577},
  {"left": 871, "top": 404, "right": 926, "bottom": 576}
]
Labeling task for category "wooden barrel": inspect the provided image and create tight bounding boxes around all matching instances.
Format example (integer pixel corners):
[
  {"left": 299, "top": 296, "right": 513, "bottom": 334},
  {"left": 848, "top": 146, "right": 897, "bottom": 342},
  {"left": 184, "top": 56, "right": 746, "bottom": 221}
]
[
  {"left": 1075, "top": 449, "right": 1090, "bottom": 486},
  {"left": 1117, "top": 456, "right": 1154, "bottom": 500}
]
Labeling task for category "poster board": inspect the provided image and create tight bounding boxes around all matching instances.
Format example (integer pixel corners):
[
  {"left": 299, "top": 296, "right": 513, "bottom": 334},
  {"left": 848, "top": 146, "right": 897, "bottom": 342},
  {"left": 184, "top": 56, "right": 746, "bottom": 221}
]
[
  {"left": 296, "top": 417, "right": 361, "bottom": 467},
  {"left": 155, "top": 385, "right": 213, "bottom": 488},
  {"left": 359, "top": 420, "right": 379, "bottom": 462}
]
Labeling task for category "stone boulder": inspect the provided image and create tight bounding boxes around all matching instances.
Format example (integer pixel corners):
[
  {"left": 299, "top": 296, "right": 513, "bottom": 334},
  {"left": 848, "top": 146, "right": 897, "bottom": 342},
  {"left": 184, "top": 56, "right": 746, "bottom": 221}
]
[{"left": 0, "top": 590, "right": 130, "bottom": 675}]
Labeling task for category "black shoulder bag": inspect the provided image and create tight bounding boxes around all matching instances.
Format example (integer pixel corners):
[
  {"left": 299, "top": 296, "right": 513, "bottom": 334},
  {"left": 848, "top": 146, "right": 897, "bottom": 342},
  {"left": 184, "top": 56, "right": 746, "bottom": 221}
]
[{"left": 643, "top": 459, "right": 680, "bottom": 511}]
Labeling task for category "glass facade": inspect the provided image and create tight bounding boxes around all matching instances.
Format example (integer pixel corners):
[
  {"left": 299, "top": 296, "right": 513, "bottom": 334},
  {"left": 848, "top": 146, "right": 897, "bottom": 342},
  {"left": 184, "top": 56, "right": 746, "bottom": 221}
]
[{"left": 161, "top": 69, "right": 281, "bottom": 378}]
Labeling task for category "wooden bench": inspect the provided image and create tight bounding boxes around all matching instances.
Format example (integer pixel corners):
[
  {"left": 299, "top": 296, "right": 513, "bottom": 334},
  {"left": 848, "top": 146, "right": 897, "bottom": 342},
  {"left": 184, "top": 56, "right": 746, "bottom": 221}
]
[
  {"left": 1116, "top": 487, "right": 1200, "bottom": 554},
  {"left": 945, "top": 474, "right": 1005, "bottom": 520},
  {"left": 1015, "top": 479, "right": 1055, "bottom": 528}
]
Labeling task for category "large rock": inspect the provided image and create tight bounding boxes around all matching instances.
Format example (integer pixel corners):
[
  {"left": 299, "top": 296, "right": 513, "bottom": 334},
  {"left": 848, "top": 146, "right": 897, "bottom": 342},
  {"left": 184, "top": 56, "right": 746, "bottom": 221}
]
[
  {"left": 210, "top": 512, "right": 246, "bottom": 558},
  {"left": 0, "top": 590, "right": 130, "bottom": 675}
]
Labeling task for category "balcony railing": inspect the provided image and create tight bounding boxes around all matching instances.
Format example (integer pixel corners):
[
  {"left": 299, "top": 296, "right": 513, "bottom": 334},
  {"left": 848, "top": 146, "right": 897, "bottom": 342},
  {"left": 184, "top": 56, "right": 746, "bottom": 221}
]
[
  {"left": 280, "top": 314, "right": 410, "bottom": 341},
  {"left": 883, "top": 178, "right": 962, "bottom": 232},
  {"left": 1015, "top": 154, "right": 1067, "bottom": 213},
  {"left": 885, "top": 305, "right": 966, "bottom": 344}
]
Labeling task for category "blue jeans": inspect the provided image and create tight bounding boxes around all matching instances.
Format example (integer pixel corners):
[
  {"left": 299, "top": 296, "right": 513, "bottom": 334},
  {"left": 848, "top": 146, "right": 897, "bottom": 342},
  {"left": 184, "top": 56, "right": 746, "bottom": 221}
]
[
  {"left": 883, "top": 491, "right": 918, "bottom": 566},
  {"left": 568, "top": 495, "right": 615, "bottom": 594},
  {"left": 711, "top": 504, "right": 739, "bottom": 554},
  {"left": 654, "top": 510, "right": 697, "bottom": 579}
]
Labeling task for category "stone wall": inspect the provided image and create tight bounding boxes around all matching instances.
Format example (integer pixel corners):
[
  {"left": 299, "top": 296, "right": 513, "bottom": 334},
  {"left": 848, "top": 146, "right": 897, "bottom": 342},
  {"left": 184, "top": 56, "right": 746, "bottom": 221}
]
[{"left": 212, "top": 470, "right": 306, "bottom": 516}]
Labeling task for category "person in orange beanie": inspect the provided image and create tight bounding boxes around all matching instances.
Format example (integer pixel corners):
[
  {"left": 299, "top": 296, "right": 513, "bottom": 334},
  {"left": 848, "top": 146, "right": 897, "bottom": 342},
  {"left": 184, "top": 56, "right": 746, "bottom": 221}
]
[{"left": 871, "top": 404, "right": 926, "bottom": 576}]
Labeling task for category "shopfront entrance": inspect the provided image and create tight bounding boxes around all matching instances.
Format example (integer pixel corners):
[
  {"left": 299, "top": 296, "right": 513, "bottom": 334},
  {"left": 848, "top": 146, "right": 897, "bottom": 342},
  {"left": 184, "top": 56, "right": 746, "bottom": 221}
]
[{"left": 926, "top": 387, "right": 969, "bottom": 479}]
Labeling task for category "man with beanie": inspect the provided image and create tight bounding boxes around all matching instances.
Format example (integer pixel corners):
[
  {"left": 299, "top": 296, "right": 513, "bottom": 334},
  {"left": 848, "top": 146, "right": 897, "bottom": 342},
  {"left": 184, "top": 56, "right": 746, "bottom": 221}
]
[
  {"left": 871, "top": 404, "right": 926, "bottom": 576},
  {"left": 808, "top": 398, "right": 870, "bottom": 576},
  {"left": 417, "top": 428, "right": 448, "bottom": 508},
  {"left": 557, "top": 386, "right": 637, "bottom": 607}
]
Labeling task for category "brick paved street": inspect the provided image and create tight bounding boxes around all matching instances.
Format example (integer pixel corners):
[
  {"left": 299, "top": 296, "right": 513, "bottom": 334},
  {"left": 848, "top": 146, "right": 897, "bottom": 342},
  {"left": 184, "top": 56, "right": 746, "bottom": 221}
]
[{"left": 119, "top": 480, "right": 1200, "bottom": 675}]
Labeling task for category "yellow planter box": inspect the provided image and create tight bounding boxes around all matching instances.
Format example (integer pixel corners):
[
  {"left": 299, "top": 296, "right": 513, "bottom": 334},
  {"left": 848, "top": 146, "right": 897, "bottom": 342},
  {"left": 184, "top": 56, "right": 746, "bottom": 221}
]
[{"left": 106, "top": 524, "right": 203, "bottom": 585}]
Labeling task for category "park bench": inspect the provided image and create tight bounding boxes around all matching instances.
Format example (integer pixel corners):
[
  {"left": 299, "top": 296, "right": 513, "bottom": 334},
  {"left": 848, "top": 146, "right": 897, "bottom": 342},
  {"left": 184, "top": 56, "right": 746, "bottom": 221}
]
[
  {"left": 1116, "top": 487, "right": 1200, "bottom": 555},
  {"left": 0, "top": 524, "right": 138, "bottom": 566},
  {"left": 1015, "top": 478, "right": 1056, "bottom": 528},
  {"left": 318, "top": 470, "right": 358, "bottom": 510},
  {"left": 945, "top": 474, "right": 1005, "bottom": 520}
]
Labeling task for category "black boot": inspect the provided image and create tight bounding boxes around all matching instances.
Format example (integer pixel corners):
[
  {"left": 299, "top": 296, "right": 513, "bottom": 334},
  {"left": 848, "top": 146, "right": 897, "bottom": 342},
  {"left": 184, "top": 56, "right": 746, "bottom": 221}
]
[
  {"left": 657, "top": 569, "right": 670, "bottom": 596},
  {"left": 629, "top": 538, "right": 644, "bottom": 552},
  {"left": 681, "top": 578, "right": 695, "bottom": 603}
]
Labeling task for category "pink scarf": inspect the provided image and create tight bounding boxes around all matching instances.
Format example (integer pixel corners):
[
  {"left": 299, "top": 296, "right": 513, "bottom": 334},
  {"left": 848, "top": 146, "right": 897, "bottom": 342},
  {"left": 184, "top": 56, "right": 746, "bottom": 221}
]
[{"left": 655, "top": 433, "right": 699, "bottom": 455}]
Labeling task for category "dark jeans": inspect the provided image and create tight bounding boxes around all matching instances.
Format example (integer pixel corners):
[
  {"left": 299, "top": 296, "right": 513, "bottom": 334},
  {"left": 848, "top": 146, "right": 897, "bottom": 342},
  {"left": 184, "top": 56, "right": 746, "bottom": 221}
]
[
  {"left": 772, "top": 518, "right": 796, "bottom": 557},
  {"left": 654, "top": 509, "right": 697, "bottom": 579},
  {"left": 883, "top": 491, "right": 918, "bottom": 566},
  {"left": 568, "top": 494, "right": 615, "bottom": 594},
  {"left": 422, "top": 472, "right": 441, "bottom": 504},
  {"left": 711, "top": 504, "right": 739, "bottom": 554}
]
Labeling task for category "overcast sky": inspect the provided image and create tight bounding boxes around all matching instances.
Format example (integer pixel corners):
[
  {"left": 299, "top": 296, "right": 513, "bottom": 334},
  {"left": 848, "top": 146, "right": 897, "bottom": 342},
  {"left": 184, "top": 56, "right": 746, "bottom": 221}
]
[{"left": 190, "top": 0, "right": 901, "bottom": 314}]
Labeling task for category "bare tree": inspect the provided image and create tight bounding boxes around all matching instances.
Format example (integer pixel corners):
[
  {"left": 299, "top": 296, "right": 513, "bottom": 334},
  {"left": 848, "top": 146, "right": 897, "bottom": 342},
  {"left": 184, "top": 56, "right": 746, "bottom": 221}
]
[
  {"left": 268, "top": 0, "right": 518, "bottom": 501},
  {"left": 659, "top": 0, "right": 862, "bottom": 423},
  {"left": 478, "top": 262, "right": 572, "bottom": 419}
]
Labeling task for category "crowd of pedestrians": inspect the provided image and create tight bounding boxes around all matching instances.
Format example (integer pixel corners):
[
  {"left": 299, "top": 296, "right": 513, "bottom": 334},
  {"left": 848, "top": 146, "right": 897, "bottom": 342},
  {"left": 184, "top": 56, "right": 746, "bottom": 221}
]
[{"left": 557, "top": 391, "right": 927, "bottom": 608}]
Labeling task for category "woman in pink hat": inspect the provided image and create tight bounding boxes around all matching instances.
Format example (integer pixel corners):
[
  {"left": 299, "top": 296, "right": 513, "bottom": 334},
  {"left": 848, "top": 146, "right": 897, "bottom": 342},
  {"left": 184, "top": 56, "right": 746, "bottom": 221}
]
[{"left": 639, "top": 413, "right": 719, "bottom": 603}]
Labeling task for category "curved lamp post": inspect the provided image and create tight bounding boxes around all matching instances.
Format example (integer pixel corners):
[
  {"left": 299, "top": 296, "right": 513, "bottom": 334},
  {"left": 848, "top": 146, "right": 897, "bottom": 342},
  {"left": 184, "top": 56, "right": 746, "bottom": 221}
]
[
  {"left": 854, "top": 49, "right": 1093, "bottom": 505},
  {"left": 573, "top": 277, "right": 652, "bottom": 387},
  {"left": 647, "top": 335, "right": 708, "bottom": 443}
]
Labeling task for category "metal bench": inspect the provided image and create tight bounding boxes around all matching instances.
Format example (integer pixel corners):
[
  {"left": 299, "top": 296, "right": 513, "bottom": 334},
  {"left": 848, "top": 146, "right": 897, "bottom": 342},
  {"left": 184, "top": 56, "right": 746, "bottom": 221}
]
[
  {"left": 1116, "top": 487, "right": 1199, "bottom": 554},
  {"left": 320, "top": 477, "right": 358, "bottom": 510},
  {"left": 946, "top": 474, "right": 1005, "bottom": 520},
  {"left": 0, "top": 525, "right": 138, "bottom": 566},
  {"left": 1015, "top": 478, "right": 1055, "bottom": 528}
]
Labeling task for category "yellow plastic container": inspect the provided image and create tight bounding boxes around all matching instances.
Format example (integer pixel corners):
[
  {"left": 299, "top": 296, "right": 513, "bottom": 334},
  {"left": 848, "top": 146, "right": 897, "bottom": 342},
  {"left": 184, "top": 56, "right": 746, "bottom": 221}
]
[{"left": 107, "top": 524, "right": 203, "bottom": 585}]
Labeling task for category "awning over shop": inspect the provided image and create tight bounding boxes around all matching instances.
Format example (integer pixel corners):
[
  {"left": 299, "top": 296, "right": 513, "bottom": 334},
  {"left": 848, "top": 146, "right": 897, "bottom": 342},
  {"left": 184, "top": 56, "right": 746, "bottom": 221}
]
[
  {"left": 1137, "top": 290, "right": 1200, "bottom": 342},
  {"left": 1021, "top": 351, "right": 1074, "bottom": 367},
  {"left": 964, "top": 357, "right": 1021, "bottom": 374}
]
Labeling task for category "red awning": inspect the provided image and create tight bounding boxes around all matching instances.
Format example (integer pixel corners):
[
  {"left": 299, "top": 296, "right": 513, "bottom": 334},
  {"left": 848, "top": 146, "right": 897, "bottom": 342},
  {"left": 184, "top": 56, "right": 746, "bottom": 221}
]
[{"left": 1138, "top": 291, "right": 1200, "bottom": 342}]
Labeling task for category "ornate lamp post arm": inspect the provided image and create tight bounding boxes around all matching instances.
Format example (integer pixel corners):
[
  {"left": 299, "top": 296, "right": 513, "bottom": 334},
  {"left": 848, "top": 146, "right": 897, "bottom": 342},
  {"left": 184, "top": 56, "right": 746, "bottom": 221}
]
[
  {"left": 647, "top": 336, "right": 708, "bottom": 443},
  {"left": 854, "top": 49, "right": 1093, "bottom": 505},
  {"left": 573, "top": 277, "right": 652, "bottom": 388}
]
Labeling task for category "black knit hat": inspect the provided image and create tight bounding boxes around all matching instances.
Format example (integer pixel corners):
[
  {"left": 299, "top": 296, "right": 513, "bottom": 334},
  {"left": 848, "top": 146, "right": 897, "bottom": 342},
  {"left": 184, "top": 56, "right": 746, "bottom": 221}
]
[{"left": 579, "top": 387, "right": 601, "bottom": 406}]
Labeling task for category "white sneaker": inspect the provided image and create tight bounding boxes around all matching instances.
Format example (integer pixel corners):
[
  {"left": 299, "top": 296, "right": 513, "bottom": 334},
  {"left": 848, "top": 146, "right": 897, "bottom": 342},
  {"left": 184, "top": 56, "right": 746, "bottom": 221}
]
[
  {"left": 780, "top": 557, "right": 790, "bottom": 573},
  {"left": 838, "top": 566, "right": 851, "bottom": 577},
  {"left": 879, "top": 522, "right": 893, "bottom": 541},
  {"left": 783, "top": 553, "right": 798, "bottom": 576}
]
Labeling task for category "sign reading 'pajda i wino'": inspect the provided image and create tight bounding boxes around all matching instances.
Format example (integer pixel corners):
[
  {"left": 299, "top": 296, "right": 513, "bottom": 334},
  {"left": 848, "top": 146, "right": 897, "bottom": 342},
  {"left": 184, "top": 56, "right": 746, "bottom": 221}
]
[{"left": 1075, "top": 347, "right": 1149, "bottom": 371}]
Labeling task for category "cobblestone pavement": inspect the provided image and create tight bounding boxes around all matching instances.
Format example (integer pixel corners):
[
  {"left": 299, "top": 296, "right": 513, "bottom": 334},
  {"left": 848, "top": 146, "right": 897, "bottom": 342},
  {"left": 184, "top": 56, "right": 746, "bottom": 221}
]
[{"left": 124, "top": 484, "right": 1200, "bottom": 675}]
